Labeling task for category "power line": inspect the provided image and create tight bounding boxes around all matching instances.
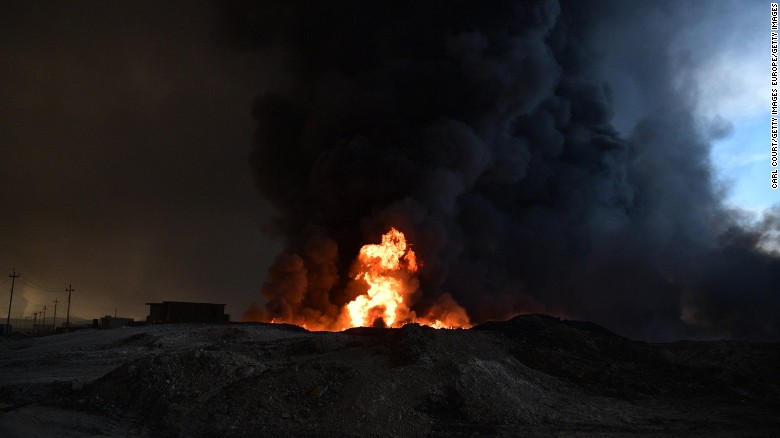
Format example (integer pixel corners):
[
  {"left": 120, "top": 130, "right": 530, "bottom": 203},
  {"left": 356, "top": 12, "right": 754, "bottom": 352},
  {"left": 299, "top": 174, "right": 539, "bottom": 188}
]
[
  {"left": 65, "top": 284, "right": 74, "bottom": 331},
  {"left": 5, "top": 269, "right": 19, "bottom": 336},
  {"left": 19, "top": 275, "right": 63, "bottom": 293},
  {"left": 52, "top": 298, "right": 59, "bottom": 334},
  {"left": 19, "top": 283, "right": 62, "bottom": 293}
]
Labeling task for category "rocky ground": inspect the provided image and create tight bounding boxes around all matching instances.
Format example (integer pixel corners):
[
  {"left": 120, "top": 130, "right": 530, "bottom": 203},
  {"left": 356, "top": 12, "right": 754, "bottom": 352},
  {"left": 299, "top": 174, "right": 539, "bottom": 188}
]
[{"left": 0, "top": 315, "right": 778, "bottom": 437}]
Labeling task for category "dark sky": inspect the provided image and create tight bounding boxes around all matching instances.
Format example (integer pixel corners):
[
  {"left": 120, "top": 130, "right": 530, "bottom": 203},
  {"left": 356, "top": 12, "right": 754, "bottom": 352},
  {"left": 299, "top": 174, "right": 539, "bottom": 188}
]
[
  {"left": 0, "top": 0, "right": 285, "bottom": 320},
  {"left": 1, "top": 1, "right": 778, "bottom": 341}
]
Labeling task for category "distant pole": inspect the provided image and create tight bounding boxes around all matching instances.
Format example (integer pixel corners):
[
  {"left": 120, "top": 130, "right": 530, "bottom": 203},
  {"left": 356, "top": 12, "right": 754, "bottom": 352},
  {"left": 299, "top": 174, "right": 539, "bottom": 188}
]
[
  {"left": 65, "top": 284, "right": 74, "bottom": 331},
  {"left": 52, "top": 298, "right": 59, "bottom": 334},
  {"left": 41, "top": 305, "right": 47, "bottom": 332},
  {"left": 5, "top": 269, "right": 19, "bottom": 336},
  {"left": 33, "top": 312, "right": 38, "bottom": 334}
]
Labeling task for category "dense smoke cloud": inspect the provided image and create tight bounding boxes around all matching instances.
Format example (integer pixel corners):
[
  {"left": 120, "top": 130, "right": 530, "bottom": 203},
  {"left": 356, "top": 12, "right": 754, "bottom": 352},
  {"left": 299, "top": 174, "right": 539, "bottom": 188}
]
[{"left": 221, "top": 0, "right": 780, "bottom": 340}]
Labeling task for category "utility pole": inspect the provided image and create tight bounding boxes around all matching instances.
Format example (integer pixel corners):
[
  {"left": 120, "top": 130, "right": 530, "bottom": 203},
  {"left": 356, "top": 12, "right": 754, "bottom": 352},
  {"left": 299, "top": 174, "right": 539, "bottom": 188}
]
[
  {"left": 33, "top": 312, "right": 38, "bottom": 334},
  {"left": 41, "top": 305, "right": 47, "bottom": 332},
  {"left": 5, "top": 269, "right": 19, "bottom": 336},
  {"left": 65, "top": 284, "right": 74, "bottom": 331},
  {"left": 52, "top": 298, "right": 59, "bottom": 334}
]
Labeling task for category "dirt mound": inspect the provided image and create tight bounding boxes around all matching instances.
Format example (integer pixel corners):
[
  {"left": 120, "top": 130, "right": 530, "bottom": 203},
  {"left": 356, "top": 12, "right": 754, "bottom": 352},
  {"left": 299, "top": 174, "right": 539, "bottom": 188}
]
[
  {"left": 1, "top": 321, "right": 779, "bottom": 437},
  {"left": 475, "top": 315, "right": 780, "bottom": 401}
]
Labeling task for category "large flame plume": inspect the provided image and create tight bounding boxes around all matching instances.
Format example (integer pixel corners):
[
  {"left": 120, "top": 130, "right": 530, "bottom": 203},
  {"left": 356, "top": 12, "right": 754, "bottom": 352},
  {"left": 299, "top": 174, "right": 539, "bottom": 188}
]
[
  {"left": 244, "top": 228, "right": 470, "bottom": 330},
  {"left": 347, "top": 228, "right": 419, "bottom": 327},
  {"left": 347, "top": 227, "right": 470, "bottom": 329}
]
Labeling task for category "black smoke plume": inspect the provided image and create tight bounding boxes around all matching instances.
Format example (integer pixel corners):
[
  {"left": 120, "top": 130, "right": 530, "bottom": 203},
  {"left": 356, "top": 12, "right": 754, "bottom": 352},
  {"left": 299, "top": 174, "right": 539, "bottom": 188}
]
[{"left": 220, "top": 0, "right": 780, "bottom": 340}]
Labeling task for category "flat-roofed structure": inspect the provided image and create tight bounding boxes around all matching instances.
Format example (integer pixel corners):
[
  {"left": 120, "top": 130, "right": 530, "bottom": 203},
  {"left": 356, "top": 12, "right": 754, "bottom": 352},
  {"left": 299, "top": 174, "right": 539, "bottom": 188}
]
[{"left": 146, "top": 301, "right": 229, "bottom": 324}]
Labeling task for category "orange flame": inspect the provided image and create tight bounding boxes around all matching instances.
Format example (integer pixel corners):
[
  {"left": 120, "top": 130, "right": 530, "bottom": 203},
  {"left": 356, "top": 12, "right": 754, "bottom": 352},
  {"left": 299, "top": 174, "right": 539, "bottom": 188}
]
[
  {"left": 244, "top": 227, "right": 470, "bottom": 330},
  {"left": 344, "top": 228, "right": 470, "bottom": 329}
]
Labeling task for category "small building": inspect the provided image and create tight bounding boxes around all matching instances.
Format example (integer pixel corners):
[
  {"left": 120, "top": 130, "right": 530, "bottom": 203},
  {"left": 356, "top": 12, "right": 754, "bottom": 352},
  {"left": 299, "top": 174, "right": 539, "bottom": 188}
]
[
  {"left": 94, "top": 315, "right": 134, "bottom": 329},
  {"left": 145, "top": 301, "right": 230, "bottom": 324}
]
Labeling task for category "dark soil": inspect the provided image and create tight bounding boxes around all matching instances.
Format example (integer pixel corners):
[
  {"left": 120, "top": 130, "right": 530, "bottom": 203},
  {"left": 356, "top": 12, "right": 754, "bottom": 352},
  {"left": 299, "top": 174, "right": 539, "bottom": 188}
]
[{"left": 1, "top": 316, "right": 778, "bottom": 437}]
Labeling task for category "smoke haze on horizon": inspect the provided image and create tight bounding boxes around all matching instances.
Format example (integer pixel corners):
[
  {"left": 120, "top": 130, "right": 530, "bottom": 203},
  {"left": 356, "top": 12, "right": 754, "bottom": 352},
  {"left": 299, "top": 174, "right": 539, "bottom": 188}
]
[{"left": 0, "top": 0, "right": 285, "bottom": 321}]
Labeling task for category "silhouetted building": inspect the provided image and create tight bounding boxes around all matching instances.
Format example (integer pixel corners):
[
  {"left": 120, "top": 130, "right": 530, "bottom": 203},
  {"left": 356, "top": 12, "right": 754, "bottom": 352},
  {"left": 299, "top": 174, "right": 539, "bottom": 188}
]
[
  {"left": 146, "top": 301, "right": 229, "bottom": 324},
  {"left": 93, "top": 315, "right": 134, "bottom": 329}
]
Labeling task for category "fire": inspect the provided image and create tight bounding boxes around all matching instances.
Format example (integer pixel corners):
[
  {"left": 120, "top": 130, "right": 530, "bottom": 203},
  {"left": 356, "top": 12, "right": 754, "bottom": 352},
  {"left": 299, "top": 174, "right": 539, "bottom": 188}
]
[
  {"left": 346, "top": 228, "right": 417, "bottom": 327},
  {"left": 344, "top": 228, "right": 470, "bottom": 329},
  {"left": 244, "top": 227, "right": 470, "bottom": 330}
]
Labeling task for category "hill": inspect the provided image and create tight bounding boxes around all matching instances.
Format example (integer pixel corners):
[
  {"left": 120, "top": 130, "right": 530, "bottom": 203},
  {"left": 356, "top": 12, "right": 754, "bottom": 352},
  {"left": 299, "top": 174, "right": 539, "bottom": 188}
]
[{"left": 0, "top": 316, "right": 778, "bottom": 436}]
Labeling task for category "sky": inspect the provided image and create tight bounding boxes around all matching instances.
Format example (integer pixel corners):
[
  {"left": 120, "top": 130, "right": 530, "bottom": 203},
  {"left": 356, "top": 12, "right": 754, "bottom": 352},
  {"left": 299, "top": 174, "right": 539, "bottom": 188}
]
[
  {"left": 1, "top": 1, "right": 778, "bottom": 340},
  {"left": 0, "top": 1, "right": 286, "bottom": 321},
  {"left": 598, "top": 0, "right": 778, "bottom": 212},
  {"left": 701, "top": 3, "right": 778, "bottom": 213}
]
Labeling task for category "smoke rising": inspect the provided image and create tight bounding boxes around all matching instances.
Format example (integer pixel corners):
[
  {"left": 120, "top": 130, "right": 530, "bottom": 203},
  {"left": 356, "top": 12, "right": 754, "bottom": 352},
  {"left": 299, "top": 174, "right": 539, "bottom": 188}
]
[{"left": 222, "top": 0, "right": 780, "bottom": 340}]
